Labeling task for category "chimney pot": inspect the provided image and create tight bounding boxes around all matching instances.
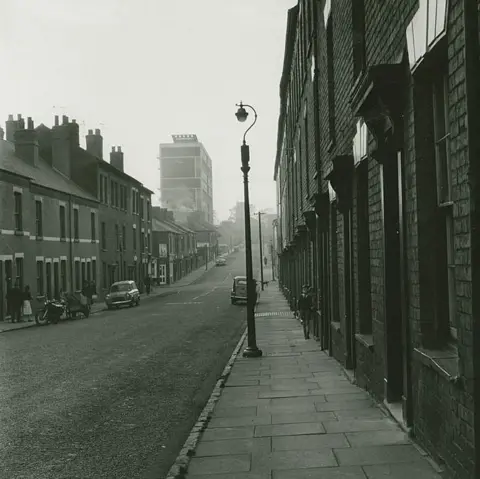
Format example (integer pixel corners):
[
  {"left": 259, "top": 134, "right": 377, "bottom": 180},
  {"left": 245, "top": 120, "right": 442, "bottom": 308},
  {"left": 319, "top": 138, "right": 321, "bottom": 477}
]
[
  {"left": 54, "top": 115, "right": 59, "bottom": 126},
  {"left": 62, "top": 115, "right": 68, "bottom": 125},
  {"left": 27, "top": 117, "right": 34, "bottom": 130},
  {"left": 0, "top": 127, "right": 4, "bottom": 140},
  {"left": 88, "top": 129, "right": 93, "bottom": 135},
  {"left": 72, "top": 119, "right": 76, "bottom": 124},
  {"left": 112, "top": 146, "right": 115, "bottom": 152},
  {"left": 95, "top": 128, "right": 101, "bottom": 135},
  {"left": 8, "top": 114, "right": 13, "bottom": 121},
  {"left": 17, "top": 114, "right": 22, "bottom": 120},
  {"left": 117, "top": 146, "right": 122, "bottom": 152}
]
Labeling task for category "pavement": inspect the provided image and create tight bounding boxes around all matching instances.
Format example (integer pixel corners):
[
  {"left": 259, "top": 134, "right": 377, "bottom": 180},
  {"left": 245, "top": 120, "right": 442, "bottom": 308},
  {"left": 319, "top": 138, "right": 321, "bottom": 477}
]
[
  {"left": 0, "top": 260, "right": 216, "bottom": 333},
  {"left": 171, "top": 282, "right": 447, "bottom": 479},
  {"left": 0, "top": 253, "right": 247, "bottom": 479}
]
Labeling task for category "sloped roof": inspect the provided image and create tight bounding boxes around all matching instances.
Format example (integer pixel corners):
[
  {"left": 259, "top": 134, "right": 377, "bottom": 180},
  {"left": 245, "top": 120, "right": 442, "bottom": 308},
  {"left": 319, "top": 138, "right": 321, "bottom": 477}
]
[
  {"left": 188, "top": 218, "right": 216, "bottom": 233},
  {"left": 152, "top": 218, "right": 178, "bottom": 233},
  {"left": 0, "top": 140, "right": 97, "bottom": 202}
]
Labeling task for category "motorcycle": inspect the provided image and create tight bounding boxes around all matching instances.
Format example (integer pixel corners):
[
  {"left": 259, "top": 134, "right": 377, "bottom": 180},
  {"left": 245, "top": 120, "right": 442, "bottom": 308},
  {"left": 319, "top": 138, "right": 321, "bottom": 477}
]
[{"left": 35, "top": 299, "right": 68, "bottom": 326}]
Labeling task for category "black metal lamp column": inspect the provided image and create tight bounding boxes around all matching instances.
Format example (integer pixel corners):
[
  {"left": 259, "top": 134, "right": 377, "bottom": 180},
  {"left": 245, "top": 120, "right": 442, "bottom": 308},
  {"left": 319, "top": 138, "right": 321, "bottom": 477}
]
[{"left": 235, "top": 101, "right": 262, "bottom": 358}]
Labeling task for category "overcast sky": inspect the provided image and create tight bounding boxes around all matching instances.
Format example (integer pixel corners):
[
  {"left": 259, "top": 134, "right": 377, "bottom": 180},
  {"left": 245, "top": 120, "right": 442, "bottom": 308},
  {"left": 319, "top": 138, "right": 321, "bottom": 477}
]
[{"left": 0, "top": 0, "right": 295, "bottom": 222}]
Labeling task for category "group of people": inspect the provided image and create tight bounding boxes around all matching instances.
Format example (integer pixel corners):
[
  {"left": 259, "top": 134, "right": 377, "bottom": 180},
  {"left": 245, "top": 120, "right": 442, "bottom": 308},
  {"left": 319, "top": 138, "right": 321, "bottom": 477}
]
[
  {"left": 5, "top": 281, "right": 33, "bottom": 323},
  {"left": 4, "top": 279, "right": 98, "bottom": 323}
]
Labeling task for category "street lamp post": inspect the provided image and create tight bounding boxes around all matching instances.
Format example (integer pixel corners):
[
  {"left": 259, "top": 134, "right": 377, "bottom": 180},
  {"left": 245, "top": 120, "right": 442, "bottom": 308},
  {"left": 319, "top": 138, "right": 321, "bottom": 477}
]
[
  {"left": 235, "top": 101, "right": 262, "bottom": 358},
  {"left": 258, "top": 212, "right": 264, "bottom": 291}
]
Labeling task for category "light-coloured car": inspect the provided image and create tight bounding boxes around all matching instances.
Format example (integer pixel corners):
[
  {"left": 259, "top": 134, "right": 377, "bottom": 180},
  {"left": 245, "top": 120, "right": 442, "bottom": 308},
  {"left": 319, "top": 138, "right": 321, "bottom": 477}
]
[
  {"left": 231, "top": 276, "right": 260, "bottom": 305},
  {"left": 216, "top": 257, "right": 227, "bottom": 266},
  {"left": 105, "top": 280, "right": 140, "bottom": 309}
]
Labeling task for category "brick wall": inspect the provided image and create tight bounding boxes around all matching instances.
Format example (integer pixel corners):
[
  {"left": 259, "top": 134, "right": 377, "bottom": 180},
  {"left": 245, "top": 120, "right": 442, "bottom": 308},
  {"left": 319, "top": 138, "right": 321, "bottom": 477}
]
[
  {"left": 0, "top": 174, "right": 100, "bottom": 316},
  {"left": 276, "top": 0, "right": 476, "bottom": 476}
]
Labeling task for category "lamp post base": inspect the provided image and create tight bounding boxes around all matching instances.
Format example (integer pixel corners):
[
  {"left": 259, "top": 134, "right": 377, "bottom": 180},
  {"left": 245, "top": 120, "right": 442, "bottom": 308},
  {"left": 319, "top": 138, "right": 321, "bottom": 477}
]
[{"left": 242, "top": 346, "right": 263, "bottom": 358}]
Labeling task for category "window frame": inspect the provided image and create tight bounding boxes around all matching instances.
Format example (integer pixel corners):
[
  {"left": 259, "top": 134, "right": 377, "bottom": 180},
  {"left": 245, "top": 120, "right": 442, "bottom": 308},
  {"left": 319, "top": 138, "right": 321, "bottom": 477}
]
[
  {"left": 60, "top": 205, "right": 66, "bottom": 240},
  {"left": 432, "top": 67, "right": 456, "bottom": 341},
  {"left": 15, "top": 257, "right": 23, "bottom": 290},
  {"left": 14, "top": 191, "right": 23, "bottom": 231},
  {"left": 91, "top": 212, "right": 96, "bottom": 242},
  {"left": 101, "top": 222, "right": 107, "bottom": 251},
  {"left": 35, "top": 200, "right": 43, "bottom": 237},
  {"left": 36, "top": 260, "right": 44, "bottom": 296},
  {"left": 73, "top": 208, "right": 79, "bottom": 241},
  {"left": 60, "top": 259, "right": 67, "bottom": 292}
]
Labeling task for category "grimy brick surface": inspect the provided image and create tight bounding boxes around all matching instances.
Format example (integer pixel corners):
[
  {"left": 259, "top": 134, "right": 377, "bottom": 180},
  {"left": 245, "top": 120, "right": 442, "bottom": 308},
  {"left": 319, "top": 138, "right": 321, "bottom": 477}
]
[{"left": 185, "top": 289, "right": 444, "bottom": 478}]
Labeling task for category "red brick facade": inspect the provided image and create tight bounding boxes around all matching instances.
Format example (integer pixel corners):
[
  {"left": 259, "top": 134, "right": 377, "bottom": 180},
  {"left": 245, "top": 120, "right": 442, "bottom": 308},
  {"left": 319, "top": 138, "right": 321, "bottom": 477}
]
[{"left": 275, "top": 1, "right": 480, "bottom": 477}]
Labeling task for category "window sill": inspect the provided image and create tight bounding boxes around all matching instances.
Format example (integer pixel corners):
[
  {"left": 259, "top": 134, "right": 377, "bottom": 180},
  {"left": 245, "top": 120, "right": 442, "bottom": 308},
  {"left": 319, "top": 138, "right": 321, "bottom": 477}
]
[
  {"left": 355, "top": 333, "right": 374, "bottom": 352},
  {"left": 74, "top": 239, "right": 80, "bottom": 243},
  {"left": 327, "top": 140, "right": 335, "bottom": 153},
  {"left": 331, "top": 321, "right": 341, "bottom": 333},
  {"left": 91, "top": 239, "right": 96, "bottom": 244},
  {"left": 413, "top": 346, "right": 463, "bottom": 387},
  {"left": 14, "top": 230, "right": 24, "bottom": 236},
  {"left": 36, "top": 236, "right": 43, "bottom": 242},
  {"left": 60, "top": 237, "right": 66, "bottom": 242}
]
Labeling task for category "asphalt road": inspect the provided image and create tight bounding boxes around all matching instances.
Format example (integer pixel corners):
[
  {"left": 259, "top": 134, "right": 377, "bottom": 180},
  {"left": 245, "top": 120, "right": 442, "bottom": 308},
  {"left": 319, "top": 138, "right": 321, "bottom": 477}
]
[{"left": 0, "top": 252, "right": 252, "bottom": 479}]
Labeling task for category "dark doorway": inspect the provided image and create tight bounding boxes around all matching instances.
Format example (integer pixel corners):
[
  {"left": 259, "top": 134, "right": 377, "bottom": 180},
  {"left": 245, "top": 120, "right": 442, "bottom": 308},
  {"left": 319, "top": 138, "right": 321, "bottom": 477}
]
[
  {"left": 381, "top": 152, "right": 406, "bottom": 404},
  {"left": 53, "top": 262, "right": 59, "bottom": 299},
  {"left": 344, "top": 207, "right": 356, "bottom": 370},
  {"left": 46, "top": 262, "right": 52, "bottom": 299}
]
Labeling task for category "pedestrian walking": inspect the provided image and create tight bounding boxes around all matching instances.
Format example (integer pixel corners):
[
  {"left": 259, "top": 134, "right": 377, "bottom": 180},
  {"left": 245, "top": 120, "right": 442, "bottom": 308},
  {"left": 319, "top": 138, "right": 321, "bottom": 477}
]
[
  {"left": 8, "top": 280, "right": 23, "bottom": 323},
  {"left": 298, "top": 284, "right": 314, "bottom": 339},
  {"left": 81, "top": 281, "right": 92, "bottom": 311},
  {"left": 22, "top": 285, "right": 33, "bottom": 322},
  {"left": 144, "top": 275, "right": 151, "bottom": 295}
]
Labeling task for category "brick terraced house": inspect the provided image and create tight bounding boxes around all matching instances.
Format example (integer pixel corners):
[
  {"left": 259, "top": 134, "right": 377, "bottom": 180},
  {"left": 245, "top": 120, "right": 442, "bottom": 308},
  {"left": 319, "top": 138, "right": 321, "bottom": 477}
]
[
  {"left": 152, "top": 206, "right": 197, "bottom": 285},
  {"left": 274, "top": 1, "right": 480, "bottom": 477},
  {"left": 0, "top": 115, "right": 100, "bottom": 319}
]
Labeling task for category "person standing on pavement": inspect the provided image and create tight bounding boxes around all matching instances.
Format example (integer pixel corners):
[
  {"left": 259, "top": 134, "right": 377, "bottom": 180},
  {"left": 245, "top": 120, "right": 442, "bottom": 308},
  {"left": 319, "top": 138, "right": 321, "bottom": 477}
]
[
  {"left": 144, "top": 275, "right": 151, "bottom": 295},
  {"left": 298, "top": 284, "right": 314, "bottom": 339},
  {"left": 22, "top": 285, "right": 33, "bottom": 322},
  {"left": 81, "top": 281, "right": 92, "bottom": 311},
  {"left": 8, "top": 280, "right": 23, "bottom": 323}
]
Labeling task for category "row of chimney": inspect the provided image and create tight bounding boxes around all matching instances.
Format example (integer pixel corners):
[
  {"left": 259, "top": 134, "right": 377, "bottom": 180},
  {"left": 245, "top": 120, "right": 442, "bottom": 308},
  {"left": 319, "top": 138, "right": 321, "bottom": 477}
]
[{"left": 3, "top": 114, "right": 124, "bottom": 174}]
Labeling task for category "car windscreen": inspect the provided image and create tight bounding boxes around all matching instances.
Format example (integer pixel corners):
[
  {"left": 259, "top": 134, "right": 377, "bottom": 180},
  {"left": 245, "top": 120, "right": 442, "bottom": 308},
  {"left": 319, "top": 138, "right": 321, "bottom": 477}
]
[
  {"left": 237, "top": 280, "right": 247, "bottom": 286},
  {"left": 110, "top": 283, "right": 130, "bottom": 293}
]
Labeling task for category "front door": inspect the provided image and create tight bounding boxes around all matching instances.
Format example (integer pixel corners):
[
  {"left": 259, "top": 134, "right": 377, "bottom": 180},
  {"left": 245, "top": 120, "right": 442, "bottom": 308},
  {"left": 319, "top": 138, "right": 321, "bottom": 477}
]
[
  {"left": 158, "top": 264, "right": 167, "bottom": 285},
  {"left": 381, "top": 149, "right": 410, "bottom": 426},
  {"left": 53, "top": 262, "right": 59, "bottom": 299},
  {"left": 46, "top": 263, "right": 52, "bottom": 299}
]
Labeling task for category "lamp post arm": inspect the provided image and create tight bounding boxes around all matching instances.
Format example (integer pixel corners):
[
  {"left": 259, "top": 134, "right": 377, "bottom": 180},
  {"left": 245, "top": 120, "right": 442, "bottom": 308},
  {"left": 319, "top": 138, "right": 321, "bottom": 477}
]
[{"left": 237, "top": 103, "right": 258, "bottom": 145}]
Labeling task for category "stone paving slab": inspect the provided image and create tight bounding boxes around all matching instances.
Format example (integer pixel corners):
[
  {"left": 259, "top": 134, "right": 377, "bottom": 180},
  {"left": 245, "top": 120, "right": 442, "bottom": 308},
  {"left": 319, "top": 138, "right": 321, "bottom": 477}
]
[{"left": 183, "top": 288, "right": 444, "bottom": 478}]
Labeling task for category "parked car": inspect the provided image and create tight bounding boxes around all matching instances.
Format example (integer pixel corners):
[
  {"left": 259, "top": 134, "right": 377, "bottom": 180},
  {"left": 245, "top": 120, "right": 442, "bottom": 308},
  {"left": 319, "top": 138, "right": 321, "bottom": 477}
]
[
  {"left": 105, "top": 280, "right": 140, "bottom": 309},
  {"left": 231, "top": 276, "right": 260, "bottom": 305},
  {"left": 216, "top": 257, "right": 227, "bottom": 266}
]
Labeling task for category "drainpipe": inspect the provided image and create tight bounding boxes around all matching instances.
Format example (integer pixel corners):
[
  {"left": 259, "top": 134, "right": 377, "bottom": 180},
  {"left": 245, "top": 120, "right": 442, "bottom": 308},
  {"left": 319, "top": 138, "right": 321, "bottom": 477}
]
[{"left": 68, "top": 195, "right": 74, "bottom": 293}]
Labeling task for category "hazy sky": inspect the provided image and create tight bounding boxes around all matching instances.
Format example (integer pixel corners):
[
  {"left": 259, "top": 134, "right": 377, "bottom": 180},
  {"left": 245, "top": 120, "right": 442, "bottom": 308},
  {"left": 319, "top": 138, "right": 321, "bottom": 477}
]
[{"left": 0, "top": 0, "right": 295, "bottom": 222}]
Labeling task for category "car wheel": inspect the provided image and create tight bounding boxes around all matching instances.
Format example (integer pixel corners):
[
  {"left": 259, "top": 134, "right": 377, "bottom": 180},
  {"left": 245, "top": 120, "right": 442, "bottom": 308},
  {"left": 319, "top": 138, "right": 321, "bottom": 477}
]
[
  {"left": 231, "top": 299, "right": 236, "bottom": 305},
  {"left": 136, "top": 298, "right": 140, "bottom": 306},
  {"left": 107, "top": 305, "right": 113, "bottom": 310}
]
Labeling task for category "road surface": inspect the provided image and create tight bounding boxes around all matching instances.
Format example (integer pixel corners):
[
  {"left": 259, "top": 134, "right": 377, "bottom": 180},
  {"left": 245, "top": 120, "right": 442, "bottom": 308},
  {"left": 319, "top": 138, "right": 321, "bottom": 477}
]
[{"left": 0, "top": 252, "right": 251, "bottom": 479}]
